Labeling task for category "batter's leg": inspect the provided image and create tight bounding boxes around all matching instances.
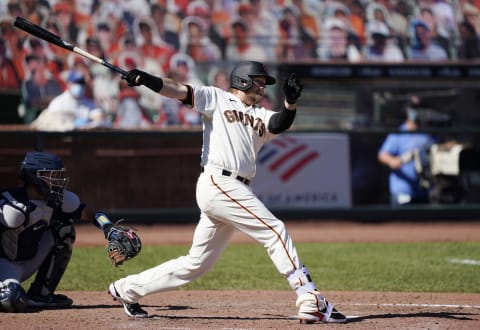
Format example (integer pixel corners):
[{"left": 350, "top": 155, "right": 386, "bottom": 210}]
[
  {"left": 203, "top": 176, "right": 324, "bottom": 297},
  {"left": 205, "top": 179, "right": 346, "bottom": 323},
  {"left": 205, "top": 176, "right": 301, "bottom": 275},
  {"left": 114, "top": 213, "right": 234, "bottom": 303}
]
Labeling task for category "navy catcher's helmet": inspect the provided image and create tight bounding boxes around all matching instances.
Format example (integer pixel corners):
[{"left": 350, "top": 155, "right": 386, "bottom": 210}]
[
  {"left": 20, "top": 151, "right": 68, "bottom": 205},
  {"left": 230, "top": 61, "right": 276, "bottom": 91}
]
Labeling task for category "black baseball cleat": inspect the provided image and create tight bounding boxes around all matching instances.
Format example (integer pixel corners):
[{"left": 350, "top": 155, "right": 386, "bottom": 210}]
[
  {"left": 27, "top": 293, "right": 73, "bottom": 308},
  {"left": 108, "top": 282, "right": 148, "bottom": 318}
]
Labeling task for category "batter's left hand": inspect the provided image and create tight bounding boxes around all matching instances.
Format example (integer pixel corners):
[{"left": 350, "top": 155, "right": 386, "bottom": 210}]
[{"left": 283, "top": 73, "right": 303, "bottom": 105}]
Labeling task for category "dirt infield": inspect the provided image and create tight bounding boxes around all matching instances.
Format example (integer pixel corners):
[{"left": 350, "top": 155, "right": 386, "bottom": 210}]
[{"left": 1, "top": 220, "right": 479, "bottom": 329}]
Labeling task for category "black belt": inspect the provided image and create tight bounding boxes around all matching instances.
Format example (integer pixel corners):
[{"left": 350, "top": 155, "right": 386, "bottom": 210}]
[{"left": 201, "top": 167, "right": 250, "bottom": 185}]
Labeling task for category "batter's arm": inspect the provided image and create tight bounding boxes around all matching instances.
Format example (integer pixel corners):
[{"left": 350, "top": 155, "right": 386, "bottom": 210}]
[
  {"left": 122, "top": 69, "right": 191, "bottom": 104},
  {"left": 268, "top": 73, "right": 303, "bottom": 134},
  {"left": 268, "top": 104, "right": 296, "bottom": 134}
]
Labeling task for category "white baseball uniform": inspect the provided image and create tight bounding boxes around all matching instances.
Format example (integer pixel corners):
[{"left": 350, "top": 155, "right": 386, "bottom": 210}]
[{"left": 114, "top": 85, "right": 315, "bottom": 303}]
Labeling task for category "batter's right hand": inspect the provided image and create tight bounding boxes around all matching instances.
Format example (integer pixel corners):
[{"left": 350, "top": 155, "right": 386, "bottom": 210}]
[{"left": 122, "top": 69, "right": 145, "bottom": 87}]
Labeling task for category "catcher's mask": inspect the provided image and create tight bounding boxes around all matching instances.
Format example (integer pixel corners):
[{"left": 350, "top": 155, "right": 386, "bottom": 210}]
[
  {"left": 230, "top": 61, "right": 276, "bottom": 91},
  {"left": 20, "top": 151, "right": 68, "bottom": 205}
]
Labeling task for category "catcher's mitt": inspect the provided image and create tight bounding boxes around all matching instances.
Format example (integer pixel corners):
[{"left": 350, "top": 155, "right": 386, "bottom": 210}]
[{"left": 93, "top": 212, "right": 142, "bottom": 266}]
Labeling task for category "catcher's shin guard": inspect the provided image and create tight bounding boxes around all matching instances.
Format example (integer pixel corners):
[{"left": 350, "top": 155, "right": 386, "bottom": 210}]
[{"left": 28, "top": 221, "right": 75, "bottom": 297}]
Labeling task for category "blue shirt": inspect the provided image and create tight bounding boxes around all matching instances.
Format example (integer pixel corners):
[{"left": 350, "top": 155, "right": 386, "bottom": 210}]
[{"left": 378, "top": 124, "right": 435, "bottom": 198}]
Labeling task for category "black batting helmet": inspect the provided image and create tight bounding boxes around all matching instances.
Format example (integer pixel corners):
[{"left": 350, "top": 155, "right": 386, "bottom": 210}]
[{"left": 230, "top": 61, "right": 276, "bottom": 91}]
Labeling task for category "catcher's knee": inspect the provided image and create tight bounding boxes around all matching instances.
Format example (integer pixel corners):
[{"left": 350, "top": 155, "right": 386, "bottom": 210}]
[
  {"left": 53, "top": 220, "right": 76, "bottom": 249},
  {"left": 0, "top": 279, "right": 28, "bottom": 313}
]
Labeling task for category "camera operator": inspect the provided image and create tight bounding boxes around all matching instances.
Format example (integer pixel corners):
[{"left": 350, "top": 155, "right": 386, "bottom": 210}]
[{"left": 378, "top": 96, "right": 437, "bottom": 206}]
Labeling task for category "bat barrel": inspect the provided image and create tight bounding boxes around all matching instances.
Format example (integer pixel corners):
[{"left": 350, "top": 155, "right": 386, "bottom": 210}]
[{"left": 14, "top": 16, "right": 128, "bottom": 76}]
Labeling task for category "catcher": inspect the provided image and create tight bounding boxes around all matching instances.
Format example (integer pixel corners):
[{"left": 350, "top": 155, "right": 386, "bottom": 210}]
[
  {"left": 93, "top": 212, "right": 141, "bottom": 267},
  {"left": 0, "top": 151, "right": 84, "bottom": 312}
]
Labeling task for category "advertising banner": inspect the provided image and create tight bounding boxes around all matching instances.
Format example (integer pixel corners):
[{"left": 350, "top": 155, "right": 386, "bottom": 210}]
[{"left": 252, "top": 133, "right": 351, "bottom": 209}]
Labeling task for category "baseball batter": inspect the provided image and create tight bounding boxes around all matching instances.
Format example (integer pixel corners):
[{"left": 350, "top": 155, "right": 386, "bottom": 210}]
[{"left": 109, "top": 61, "right": 347, "bottom": 324}]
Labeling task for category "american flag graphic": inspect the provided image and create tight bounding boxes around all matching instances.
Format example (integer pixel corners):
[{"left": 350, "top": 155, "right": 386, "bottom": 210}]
[{"left": 258, "top": 135, "right": 319, "bottom": 182}]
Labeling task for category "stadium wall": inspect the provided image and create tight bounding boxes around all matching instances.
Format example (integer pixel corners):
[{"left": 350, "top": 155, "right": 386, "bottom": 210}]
[{"left": 1, "top": 127, "right": 479, "bottom": 223}]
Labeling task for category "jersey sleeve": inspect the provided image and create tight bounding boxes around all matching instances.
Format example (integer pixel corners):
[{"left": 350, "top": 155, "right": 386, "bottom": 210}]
[
  {"left": 192, "top": 86, "right": 222, "bottom": 117},
  {"left": 259, "top": 108, "right": 279, "bottom": 142}
]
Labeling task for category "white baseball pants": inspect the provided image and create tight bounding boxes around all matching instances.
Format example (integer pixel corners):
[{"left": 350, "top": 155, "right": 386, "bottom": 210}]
[{"left": 116, "top": 171, "right": 302, "bottom": 303}]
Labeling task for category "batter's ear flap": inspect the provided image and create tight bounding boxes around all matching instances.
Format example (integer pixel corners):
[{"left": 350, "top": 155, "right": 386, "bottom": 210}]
[{"left": 181, "top": 84, "right": 194, "bottom": 107}]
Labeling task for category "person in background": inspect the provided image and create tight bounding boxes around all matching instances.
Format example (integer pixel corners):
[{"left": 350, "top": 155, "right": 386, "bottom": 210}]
[
  {"left": 185, "top": 1, "right": 228, "bottom": 59},
  {"left": 276, "top": 5, "right": 317, "bottom": 62},
  {"left": 113, "top": 79, "right": 153, "bottom": 129},
  {"left": 208, "top": 68, "right": 230, "bottom": 91},
  {"left": 238, "top": 1, "right": 279, "bottom": 60},
  {"left": 417, "top": 6, "right": 453, "bottom": 59},
  {"left": 51, "top": 1, "right": 80, "bottom": 46},
  {"left": 134, "top": 18, "right": 176, "bottom": 76},
  {"left": 0, "top": 38, "right": 21, "bottom": 90},
  {"left": 225, "top": 19, "right": 269, "bottom": 62},
  {"left": 389, "top": 0, "right": 412, "bottom": 58},
  {"left": 461, "top": 2, "right": 480, "bottom": 38},
  {"left": 178, "top": 16, "right": 222, "bottom": 62},
  {"left": 0, "top": 16, "right": 24, "bottom": 81},
  {"left": 378, "top": 96, "right": 436, "bottom": 206},
  {"left": 409, "top": 19, "right": 448, "bottom": 61},
  {"left": 164, "top": 54, "right": 203, "bottom": 126},
  {"left": 31, "top": 70, "right": 110, "bottom": 131},
  {"left": 150, "top": 2, "right": 180, "bottom": 51},
  {"left": 0, "top": 151, "right": 85, "bottom": 312},
  {"left": 20, "top": 54, "right": 63, "bottom": 124},
  {"left": 457, "top": 20, "right": 480, "bottom": 59},
  {"left": 363, "top": 21, "right": 404, "bottom": 62},
  {"left": 317, "top": 18, "right": 362, "bottom": 62}
]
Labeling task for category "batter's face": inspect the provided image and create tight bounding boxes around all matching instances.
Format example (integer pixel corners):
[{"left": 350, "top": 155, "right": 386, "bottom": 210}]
[{"left": 244, "top": 77, "right": 267, "bottom": 106}]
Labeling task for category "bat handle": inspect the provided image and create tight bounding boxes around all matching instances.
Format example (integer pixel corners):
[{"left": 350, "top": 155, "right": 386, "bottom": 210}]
[
  {"left": 73, "top": 46, "right": 127, "bottom": 75},
  {"left": 103, "top": 61, "right": 127, "bottom": 76}
]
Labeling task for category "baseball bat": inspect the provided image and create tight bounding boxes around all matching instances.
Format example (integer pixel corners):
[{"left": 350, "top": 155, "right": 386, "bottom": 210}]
[{"left": 13, "top": 16, "right": 127, "bottom": 76}]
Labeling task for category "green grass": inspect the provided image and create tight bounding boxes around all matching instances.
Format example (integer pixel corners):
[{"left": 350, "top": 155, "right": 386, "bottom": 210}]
[{"left": 26, "top": 242, "right": 480, "bottom": 293}]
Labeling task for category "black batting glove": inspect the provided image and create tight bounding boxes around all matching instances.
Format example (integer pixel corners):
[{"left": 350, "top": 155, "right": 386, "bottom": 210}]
[
  {"left": 122, "top": 69, "right": 145, "bottom": 87},
  {"left": 122, "top": 69, "right": 164, "bottom": 92},
  {"left": 283, "top": 73, "right": 303, "bottom": 105}
]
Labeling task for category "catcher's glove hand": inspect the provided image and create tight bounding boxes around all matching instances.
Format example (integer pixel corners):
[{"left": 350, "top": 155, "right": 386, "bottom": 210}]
[
  {"left": 106, "top": 224, "right": 141, "bottom": 266},
  {"left": 93, "top": 212, "right": 142, "bottom": 266}
]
